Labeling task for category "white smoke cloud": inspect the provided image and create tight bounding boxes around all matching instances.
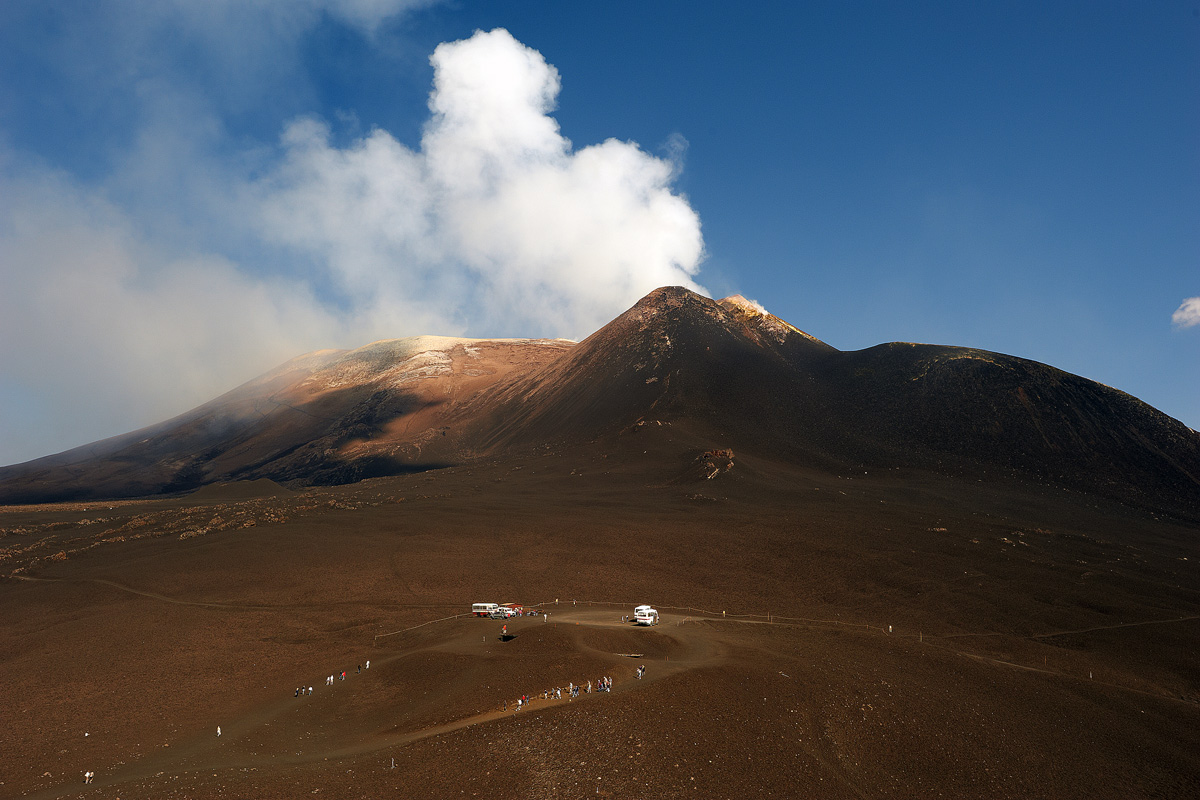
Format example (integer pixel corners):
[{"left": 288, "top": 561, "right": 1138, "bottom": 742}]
[
  {"left": 741, "top": 296, "right": 770, "bottom": 315},
  {"left": 0, "top": 161, "right": 346, "bottom": 465},
  {"left": 256, "top": 28, "right": 706, "bottom": 338},
  {"left": 0, "top": 25, "right": 707, "bottom": 466},
  {"left": 1172, "top": 297, "right": 1200, "bottom": 329}
]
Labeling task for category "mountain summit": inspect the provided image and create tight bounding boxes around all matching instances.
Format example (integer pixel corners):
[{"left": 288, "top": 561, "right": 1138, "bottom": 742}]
[{"left": 2, "top": 287, "right": 1197, "bottom": 516}]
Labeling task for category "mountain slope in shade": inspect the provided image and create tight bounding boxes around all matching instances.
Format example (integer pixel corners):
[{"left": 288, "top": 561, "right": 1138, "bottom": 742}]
[
  {"left": 451, "top": 287, "right": 1200, "bottom": 516},
  {"left": 1, "top": 287, "right": 1197, "bottom": 518}
]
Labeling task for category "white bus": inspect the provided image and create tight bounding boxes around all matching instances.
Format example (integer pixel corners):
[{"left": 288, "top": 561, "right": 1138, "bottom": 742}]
[
  {"left": 472, "top": 603, "right": 499, "bottom": 617},
  {"left": 634, "top": 605, "right": 659, "bottom": 626}
]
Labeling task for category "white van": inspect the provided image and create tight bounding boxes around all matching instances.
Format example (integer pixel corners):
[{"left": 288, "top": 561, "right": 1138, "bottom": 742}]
[
  {"left": 634, "top": 605, "right": 659, "bottom": 626},
  {"left": 472, "top": 603, "right": 499, "bottom": 617}
]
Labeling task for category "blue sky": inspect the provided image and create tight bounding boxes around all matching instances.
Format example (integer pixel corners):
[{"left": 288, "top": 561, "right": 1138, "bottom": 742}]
[{"left": 0, "top": 1, "right": 1197, "bottom": 467}]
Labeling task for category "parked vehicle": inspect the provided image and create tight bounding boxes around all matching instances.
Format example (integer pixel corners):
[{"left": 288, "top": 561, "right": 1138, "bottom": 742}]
[
  {"left": 472, "top": 603, "right": 499, "bottom": 617},
  {"left": 634, "top": 605, "right": 659, "bottom": 626},
  {"left": 502, "top": 603, "right": 523, "bottom": 618}
]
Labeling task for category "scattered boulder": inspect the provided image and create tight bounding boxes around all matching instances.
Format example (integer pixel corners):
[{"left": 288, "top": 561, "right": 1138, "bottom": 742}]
[{"left": 696, "top": 448, "right": 734, "bottom": 480}]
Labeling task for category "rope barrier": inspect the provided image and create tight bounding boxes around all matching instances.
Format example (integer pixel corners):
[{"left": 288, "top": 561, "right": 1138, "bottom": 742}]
[
  {"left": 374, "top": 612, "right": 471, "bottom": 641},
  {"left": 372, "top": 597, "right": 907, "bottom": 644},
  {"left": 525, "top": 598, "right": 902, "bottom": 634},
  {"left": 365, "top": 598, "right": 1200, "bottom": 711},
  {"left": 378, "top": 600, "right": 1200, "bottom": 645}
]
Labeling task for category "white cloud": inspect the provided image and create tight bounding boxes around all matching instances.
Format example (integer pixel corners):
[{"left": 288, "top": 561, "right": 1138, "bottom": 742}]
[
  {"left": 0, "top": 26, "right": 707, "bottom": 465},
  {"left": 256, "top": 28, "right": 706, "bottom": 339},
  {"left": 0, "top": 160, "right": 346, "bottom": 465},
  {"left": 1172, "top": 297, "right": 1200, "bottom": 329}
]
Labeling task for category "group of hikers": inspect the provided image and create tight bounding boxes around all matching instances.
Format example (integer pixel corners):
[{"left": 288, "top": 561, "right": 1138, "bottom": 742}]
[
  {"left": 318, "top": 661, "right": 369, "bottom": 689},
  {"left": 509, "top": 667, "right": 642, "bottom": 712}
]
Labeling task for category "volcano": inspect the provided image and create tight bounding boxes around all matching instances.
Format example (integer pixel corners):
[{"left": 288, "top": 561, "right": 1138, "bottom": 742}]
[
  {"left": 2, "top": 287, "right": 1197, "bottom": 518},
  {"left": 3, "top": 287, "right": 1199, "bottom": 799}
]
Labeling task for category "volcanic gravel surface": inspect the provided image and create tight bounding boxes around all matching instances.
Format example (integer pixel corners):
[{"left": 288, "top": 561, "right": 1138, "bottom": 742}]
[{"left": 3, "top": 438, "right": 1198, "bottom": 798}]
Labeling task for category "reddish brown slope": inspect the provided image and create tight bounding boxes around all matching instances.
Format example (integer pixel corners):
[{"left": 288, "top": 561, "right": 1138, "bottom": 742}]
[
  {"left": 0, "top": 337, "right": 572, "bottom": 503},
  {"left": 456, "top": 286, "right": 837, "bottom": 454},
  {"left": 2, "top": 449, "right": 1198, "bottom": 799},
  {"left": 1, "top": 286, "right": 1197, "bottom": 519},
  {"left": 452, "top": 287, "right": 1200, "bottom": 518}
]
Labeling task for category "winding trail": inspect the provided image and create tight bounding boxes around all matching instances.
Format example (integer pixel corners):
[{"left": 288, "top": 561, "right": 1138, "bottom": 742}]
[
  {"left": 12, "top": 574, "right": 278, "bottom": 610},
  {"left": 1027, "top": 614, "right": 1200, "bottom": 639},
  {"left": 17, "top": 595, "right": 1199, "bottom": 798},
  {"left": 23, "top": 609, "right": 720, "bottom": 800}
]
